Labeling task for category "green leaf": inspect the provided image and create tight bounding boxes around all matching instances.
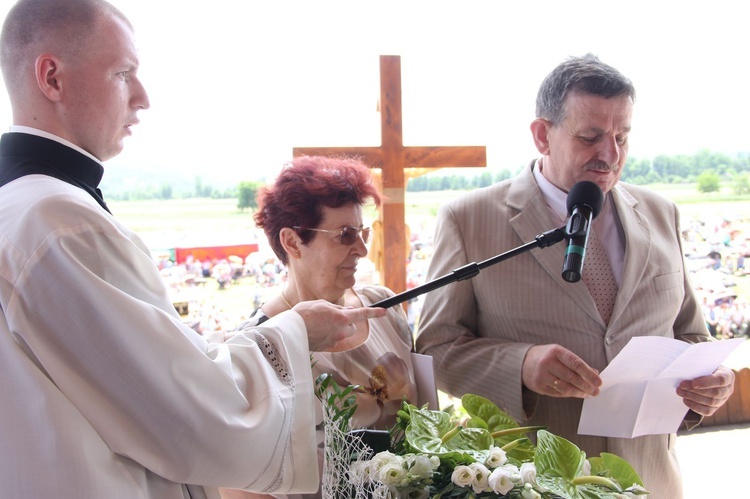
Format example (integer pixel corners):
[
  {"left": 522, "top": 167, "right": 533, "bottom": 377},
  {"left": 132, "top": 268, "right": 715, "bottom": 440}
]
[
  {"left": 460, "top": 393, "right": 538, "bottom": 461},
  {"left": 589, "top": 452, "right": 645, "bottom": 489},
  {"left": 339, "top": 385, "right": 358, "bottom": 398},
  {"left": 465, "top": 417, "right": 488, "bottom": 430},
  {"left": 535, "top": 431, "right": 631, "bottom": 499},
  {"left": 404, "top": 405, "right": 494, "bottom": 462},
  {"left": 535, "top": 430, "right": 586, "bottom": 479},
  {"left": 537, "top": 476, "right": 624, "bottom": 499},
  {"left": 461, "top": 394, "right": 518, "bottom": 427}
]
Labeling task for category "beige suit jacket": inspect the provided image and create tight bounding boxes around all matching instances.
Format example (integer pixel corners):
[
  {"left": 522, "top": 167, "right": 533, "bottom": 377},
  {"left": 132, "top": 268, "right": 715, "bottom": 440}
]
[{"left": 416, "top": 162, "right": 710, "bottom": 499}]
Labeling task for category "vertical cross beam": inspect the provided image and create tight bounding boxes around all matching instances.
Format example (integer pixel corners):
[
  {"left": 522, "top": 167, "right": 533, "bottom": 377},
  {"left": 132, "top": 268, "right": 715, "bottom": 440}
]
[
  {"left": 293, "top": 55, "right": 486, "bottom": 295},
  {"left": 379, "top": 56, "right": 407, "bottom": 296}
]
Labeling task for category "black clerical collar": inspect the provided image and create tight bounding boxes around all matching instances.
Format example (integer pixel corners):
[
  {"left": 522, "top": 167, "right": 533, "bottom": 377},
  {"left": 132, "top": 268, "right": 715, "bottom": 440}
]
[{"left": 0, "top": 132, "right": 110, "bottom": 213}]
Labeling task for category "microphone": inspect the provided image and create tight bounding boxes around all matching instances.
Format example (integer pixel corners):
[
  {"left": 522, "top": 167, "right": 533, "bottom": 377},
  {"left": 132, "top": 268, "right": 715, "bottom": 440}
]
[{"left": 561, "top": 181, "right": 604, "bottom": 283}]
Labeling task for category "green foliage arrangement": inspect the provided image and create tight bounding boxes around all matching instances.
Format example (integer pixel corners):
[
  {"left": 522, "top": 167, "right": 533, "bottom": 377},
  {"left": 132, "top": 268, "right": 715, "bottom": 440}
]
[{"left": 317, "top": 375, "right": 649, "bottom": 499}]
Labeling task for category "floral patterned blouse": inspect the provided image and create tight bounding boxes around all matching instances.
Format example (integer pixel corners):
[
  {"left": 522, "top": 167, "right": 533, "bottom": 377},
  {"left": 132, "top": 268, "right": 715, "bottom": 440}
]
[{"left": 311, "top": 285, "right": 418, "bottom": 429}]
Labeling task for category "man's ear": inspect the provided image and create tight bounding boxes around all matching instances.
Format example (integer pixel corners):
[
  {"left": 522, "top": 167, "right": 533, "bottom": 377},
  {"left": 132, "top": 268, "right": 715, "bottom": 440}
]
[
  {"left": 530, "top": 118, "right": 552, "bottom": 155},
  {"left": 35, "top": 54, "right": 63, "bottom": 102},
  {"left": 279, "top": 227, "right": 302, "bottom": 260}
]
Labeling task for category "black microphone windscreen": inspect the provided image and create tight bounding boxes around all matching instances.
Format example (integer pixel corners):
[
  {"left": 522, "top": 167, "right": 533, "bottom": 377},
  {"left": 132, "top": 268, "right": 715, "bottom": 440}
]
[{"left": 566, "top": 181, "right": 604, "bottom": 219}]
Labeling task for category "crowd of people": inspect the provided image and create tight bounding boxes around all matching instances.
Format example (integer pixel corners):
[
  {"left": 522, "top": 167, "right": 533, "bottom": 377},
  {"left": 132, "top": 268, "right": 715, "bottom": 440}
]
[
  {"left": 157, "top": 212, "right": 750, "bottom": 345},
  {"left": 683, "top": 215, "right": 750, "bottom": 338},
  {"left": 155, "top": 252, "right": 289, "bottom": 335}
]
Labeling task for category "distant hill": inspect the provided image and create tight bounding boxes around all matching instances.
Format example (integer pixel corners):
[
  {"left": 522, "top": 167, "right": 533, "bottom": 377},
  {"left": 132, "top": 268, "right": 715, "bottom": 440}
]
[{"left": 100, "top": 162, "right": 239, "bottom": 201}]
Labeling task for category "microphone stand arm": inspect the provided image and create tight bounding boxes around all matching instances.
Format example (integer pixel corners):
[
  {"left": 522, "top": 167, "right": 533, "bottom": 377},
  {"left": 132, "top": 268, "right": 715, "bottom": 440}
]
[{"left": 371, "top": 226, "right": 567, "bottom": 309}]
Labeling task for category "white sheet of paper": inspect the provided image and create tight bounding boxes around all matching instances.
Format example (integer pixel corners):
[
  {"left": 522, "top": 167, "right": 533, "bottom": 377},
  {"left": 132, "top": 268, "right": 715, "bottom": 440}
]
[
  {"left": 578, "top": 336, "right": 744, "bottom": 438},
  {"left": 412, "top": 352, "right": 439, "bottom": 410}
]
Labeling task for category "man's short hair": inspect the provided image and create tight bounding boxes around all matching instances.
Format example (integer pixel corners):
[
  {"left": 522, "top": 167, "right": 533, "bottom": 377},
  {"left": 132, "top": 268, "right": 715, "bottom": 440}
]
[{"left": 535, "top": 53, "right": 636, "bottom": 125}]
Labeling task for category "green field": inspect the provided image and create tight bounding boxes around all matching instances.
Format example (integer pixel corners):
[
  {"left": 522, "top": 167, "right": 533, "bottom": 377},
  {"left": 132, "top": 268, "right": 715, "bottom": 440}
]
[
  {"left": 110, "top": 183, "right": 750, "bottom": 234},
  {"left": 110, "top": 198, "right": 257, "bottom": 250}
]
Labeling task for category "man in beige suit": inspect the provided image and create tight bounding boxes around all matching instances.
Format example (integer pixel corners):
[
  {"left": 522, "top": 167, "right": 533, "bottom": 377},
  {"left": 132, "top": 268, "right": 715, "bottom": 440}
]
[{"left": 416, "top": 54, "right": 735, "bottom": 499}]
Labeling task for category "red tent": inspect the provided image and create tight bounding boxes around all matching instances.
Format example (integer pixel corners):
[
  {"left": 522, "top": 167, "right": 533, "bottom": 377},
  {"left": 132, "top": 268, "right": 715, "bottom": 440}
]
[{"left": 173, "top": 244, "right": 258, "bottom": 264}]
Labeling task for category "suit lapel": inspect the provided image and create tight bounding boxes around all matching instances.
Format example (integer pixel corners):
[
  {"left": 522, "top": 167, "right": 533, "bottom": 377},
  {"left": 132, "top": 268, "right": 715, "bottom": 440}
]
[
  {"left": 507, "top": 165, "right": 603, "bottom": 325},
  {"left": 608, "top": 185, "right": 651, "bottom": 327}
]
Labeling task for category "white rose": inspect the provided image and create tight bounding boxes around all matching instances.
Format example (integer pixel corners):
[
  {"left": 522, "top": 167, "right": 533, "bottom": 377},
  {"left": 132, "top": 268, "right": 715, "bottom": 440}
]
[
  {"left": 485, "top": 445, "right": 508, "bottom": 468},
  {"left": 348, "top": 460, "right": 372, "bottom": 483},
  {"left": 488, "top": 466, "right": 515, "bottom": 495},
  {"left": 378, "top": 462, "right": 407, "bottom": 488},
  {"left": 407, "top": 455, "right": 437, "bottom": 479},
  {"left": 520, "top": 462, "right": 548, "bottom": 492},
  {"left": 469, "top": 462, "right": 490, "bottom": 493},
  {"left": 369, "top": 451, "right": 402, "bottom": 474},
  {"left": 505, "top": 463, "right": 521, "bottom": 482},
  {"left": 519, "top": 462, "right": 537, "bottom": 485},
  {"left": 451, "top": 464, "right": 475, "bottom": 488}
]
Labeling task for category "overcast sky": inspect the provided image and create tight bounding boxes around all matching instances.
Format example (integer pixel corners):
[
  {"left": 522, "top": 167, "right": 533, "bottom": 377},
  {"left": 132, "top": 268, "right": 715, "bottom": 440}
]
[{"left": 1, "top": 0, "right": 748, "bottom": 183}]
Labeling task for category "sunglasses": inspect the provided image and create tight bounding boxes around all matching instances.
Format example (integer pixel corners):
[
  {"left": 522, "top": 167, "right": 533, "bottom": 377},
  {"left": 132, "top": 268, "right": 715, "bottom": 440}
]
[{"left": 292, "top": 226, "right": 371, "bottom": 246}]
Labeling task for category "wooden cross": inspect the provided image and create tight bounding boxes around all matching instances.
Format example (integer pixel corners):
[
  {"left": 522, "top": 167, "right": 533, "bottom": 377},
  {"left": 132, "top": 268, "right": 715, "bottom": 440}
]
[{"left": 293, "top": 55, "right": 486, "bottom": 295}]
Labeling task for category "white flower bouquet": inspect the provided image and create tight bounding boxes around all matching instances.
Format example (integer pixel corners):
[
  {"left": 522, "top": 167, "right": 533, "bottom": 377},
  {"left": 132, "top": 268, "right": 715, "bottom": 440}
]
[{"left": 317, "top": 374, "right": 649, "bottom": 498}]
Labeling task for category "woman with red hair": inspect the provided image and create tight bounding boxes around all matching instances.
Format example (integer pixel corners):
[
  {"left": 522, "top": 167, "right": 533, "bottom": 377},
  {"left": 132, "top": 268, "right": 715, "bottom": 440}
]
[{"left": 221, "top": 156, "right": 419, "bottom": 499}]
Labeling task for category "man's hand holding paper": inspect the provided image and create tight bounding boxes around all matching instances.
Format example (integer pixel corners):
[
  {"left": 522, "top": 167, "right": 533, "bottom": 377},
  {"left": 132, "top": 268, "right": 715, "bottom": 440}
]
[
  {"left": 677, "top": 364, "right": 736, "bottom": 417},
  {"left": 578, "top": 336, "right": 743, "bottom": 438}
]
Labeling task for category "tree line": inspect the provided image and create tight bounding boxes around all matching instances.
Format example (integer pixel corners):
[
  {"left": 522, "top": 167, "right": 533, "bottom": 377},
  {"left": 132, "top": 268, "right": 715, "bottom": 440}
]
[
  {"left": 104, "top": 175, "right": 238, "bottom": 202},
  {"left": 103, "top": 149, "right": 750, "bottom": 205},
  {"left": 407, "top": 149, "right": 750, "bottom": 194}
]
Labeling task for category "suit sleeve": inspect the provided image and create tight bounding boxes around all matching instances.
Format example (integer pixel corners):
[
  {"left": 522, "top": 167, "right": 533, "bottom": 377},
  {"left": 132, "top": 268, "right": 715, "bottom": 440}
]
[{"left": 670, "top": 202, "right": 713, "bottom": 345}]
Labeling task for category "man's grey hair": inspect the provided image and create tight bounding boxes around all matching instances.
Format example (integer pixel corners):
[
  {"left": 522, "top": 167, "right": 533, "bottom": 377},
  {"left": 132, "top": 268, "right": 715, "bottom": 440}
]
[{"left": 535, "top": 53, "right": 636, "bottom": 125}]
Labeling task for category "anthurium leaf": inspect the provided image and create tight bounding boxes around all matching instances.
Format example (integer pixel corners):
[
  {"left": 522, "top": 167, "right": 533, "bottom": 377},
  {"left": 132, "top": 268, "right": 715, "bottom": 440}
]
[
  {"left": 589, "top": 452, "right": 646, "bottom": 489},
  {"left": 534, "top": 430, "right": 586, "bottom": 479},
  {"left": 465, "top": 417, "right": 488, "bottom": 430},
  {"left": 534, "top": 430, "right": 632, "bottom": 499},
  {"left": 445, "top": 428, "right": 494, "bottom": 462},
  {"left": 460, "top": 393, "right": 538, "bottom": 461},
  {"left": 403, "top": 406, "right": 494, "bottom": 462},
  {"left": 461, "top": 394, "right": 518, "bottom": 428},
  {"left": 535, "top": 475, "right": 622, "bottom": 499}
]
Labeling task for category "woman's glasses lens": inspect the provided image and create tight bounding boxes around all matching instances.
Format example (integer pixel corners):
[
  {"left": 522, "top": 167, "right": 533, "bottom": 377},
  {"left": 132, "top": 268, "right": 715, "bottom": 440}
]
[
  {"left": 292, "top": 226, "right": 369, "bottom": 245},
  {"left": 341, "top": 227, "right": 370, "bottom": 245}
]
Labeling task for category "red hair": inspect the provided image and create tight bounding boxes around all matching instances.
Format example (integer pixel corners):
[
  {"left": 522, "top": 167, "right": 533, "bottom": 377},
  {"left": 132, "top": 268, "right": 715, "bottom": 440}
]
[{"left": 254, "top": 156, "right": 382, "bottom": 265}]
